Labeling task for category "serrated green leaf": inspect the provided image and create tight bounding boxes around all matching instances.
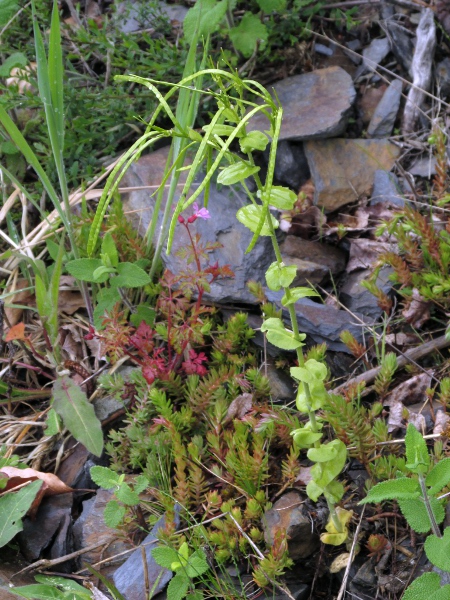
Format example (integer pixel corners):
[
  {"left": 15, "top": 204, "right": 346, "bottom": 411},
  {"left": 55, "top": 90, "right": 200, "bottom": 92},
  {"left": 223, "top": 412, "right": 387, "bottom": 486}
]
[
  {"left": 90, "top": 466, "right": 120, "bottom": 489},
  {"left": 399, "top": 496, "right": 445, "bottom": 533},
  {"left": 405, "top": 423, "right": 430, "bottom": 474},
  {"left": 239, "top": 131, "right": 269, "bottom": 153},
  {"left": 183, "top": 0, "right": 227, "bottom": 44},
  {"left": 93, "top": 287, "right": 121, "bottom": 329},
  {"left": 104, "top": 500, "right": 126, "bottom": 528},
  {"left": 109, "top": 262, "right": 151, "bottom": 288},
  {"left": 260, "top": 317, "right": 305, "bottom": 350},
  {"left": 402, "top": 573, "right": 442, "bottom": 600},
  {"left": 427, "top": 458, "right": 450, "bottom": 495},
  {"left": 0, "top": 480, "right": 43, "bottom": 548},
  {"left": 256, "top": 0, "right": 286, "bottom": 11},
  {"left": 425, "top": 529, "right": 450, "bottom": 573},
  {"left": 281, "top": 286, "right": 320, "bottom": 306},
  {"left": 66, "top": 258, "right": 105, "bottom": 283},
  {"left": 152, "top": 546, "right": 180, "bottom": 570},
  {"left": 229, "top": 13, "right": 267, "bottom": 58},
  {"left": 52, "top": 376, "right": 103, "bottom": 457},
  {"left": 217, "top": 162, "right": 260, "bottom": 185},
  {"left": 359, "top": 478, "right": 419, "bottom": 504},
  {"left": 0, "top": 53, "right": 28, "bottom": 77},
  {"left": 134, "top": 475, "right": 149, "bottom": 494},
  {"left": 115, "top": 483, "right": 139, "bottom": 506},
  {"left": 167, "top": 573, "right": 190, "bottom": 600},
  {"left": 185, "top": 550, "right": 209, "bottom": 578},
  {"left": 236, "top": 204, "right": 278, "bottom": 236},
  {"left": 130, "top": 306, "right": 156, "bottom": 328}
]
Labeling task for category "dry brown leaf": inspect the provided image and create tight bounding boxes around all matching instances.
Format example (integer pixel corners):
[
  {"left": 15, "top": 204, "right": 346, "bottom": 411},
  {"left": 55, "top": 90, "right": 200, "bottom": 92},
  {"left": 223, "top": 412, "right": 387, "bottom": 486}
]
[
  {"left": 434, "top": 410, "right": 450, "bottom": 436},
  {"left": 384, "top": 371, "right": 433, "bottom": 407},
  {"left": 294, "top": 465, "right": 313, "bottom": 486},
  {"left": 58, "top": 291, "right": 86, "bottom": 315},
  {"left": 346, "top": 239, "right": 396, "bottom": 272},
  {"left": 387, "top": 399, "right": 406, "bottom": 433},
  {"left": 224, "top": 393, "right": 253, "bottom": 425},
  {"left": 0, "top": 467, "right": 73, "bottom": 496},
  {"left": 4, "top": 279, "right": 35, "bottom": 326},
  {"left": 5, "top": 322, "right": 26, "bottom": 342},
  {"left": 402, "top": 288, "right": 431, "bottom": 329},
  {"left": 407, "top": 411, "right": 426, "bottom": 433}
]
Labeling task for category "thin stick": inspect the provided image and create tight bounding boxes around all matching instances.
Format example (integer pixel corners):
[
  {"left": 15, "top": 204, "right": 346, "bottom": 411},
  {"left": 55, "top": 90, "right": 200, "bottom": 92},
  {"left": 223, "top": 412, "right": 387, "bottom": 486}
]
[{"left": 336, "top": 506, "right": 365, "bottom": 600}]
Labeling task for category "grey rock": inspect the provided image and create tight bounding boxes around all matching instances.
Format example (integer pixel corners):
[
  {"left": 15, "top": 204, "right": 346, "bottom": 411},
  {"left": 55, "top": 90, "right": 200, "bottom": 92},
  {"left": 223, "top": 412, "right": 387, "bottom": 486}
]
[
  {"left": 280, "top": 236, "right": 346, "bottom": 286},
  {"left": 113, "top": 507, "right": 181, "bottom": 600},
  {"left": 339, "top": 267, "right": 394, "bottom": 321},
  {"left": 436, "top": 58, "right": 450, "bottom": 97},
  {"left": 367, "top": 79, "right": 403, "bottom": 138},
  {"left": 266, "top": 291, "right": 372, "bottom": 353},
  {"left": 345, "top": 39, "right": 362, "bottom": 64},
  {"left": 18, "top": 494, "right": 73, "bottom": 563},
  {"left": 370, "top": 170, "right": 405, "bottom": 207},
  {"left": 93, "top": 366, "right": 138, "bottom": 422},
  {"left": 262, "top": 583, "right": 310, "bottom": 600},
  {"left": 314, "top": 43, "right": 334, "bottom": 56},
  {"left": 73, "top": 489, "right": 134, "bottom": 568},
  {"left": 304, "top": 138, "right": 400, "bottom": 212},
  {"left": 265, "top": 362, "right": 295, "bottom": 402},
  {"left": 408, "top": 155, "right": 437, "bottom": 178},
  {"left": 116, "top": 1, "right": 188, "bottom": 34},
  {"left": 264, "top": 141, "right": 310, "bottom": 191},
  {"left": 263, "top": 492, "right": 320, "bottom": 561},
  {"left": 359, "top": 38, "right": 391, "bottom": 77},
  {"left": 248, "top": 67, "right": 356, "bottom": 141},
  {"left": 121, "top": 146, "right": 275, "bottom": 304},
  {"left": 380, "top": 5, "right": 414, "bottom": 73},
  {"left": 349, "top": 559, "right": 378, "bottom": 600}
]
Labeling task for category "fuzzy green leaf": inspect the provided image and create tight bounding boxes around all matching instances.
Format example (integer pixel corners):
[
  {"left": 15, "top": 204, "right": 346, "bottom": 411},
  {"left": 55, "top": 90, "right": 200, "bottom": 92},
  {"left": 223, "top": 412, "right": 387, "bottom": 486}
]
[
  {"left": 104, "top": 500, "right": 126, "bottom": 528},
  {"left": 167, "top": 574, "right": 190, "bottom": 600},
  {"left": 152, "top": 546, "right": 180, "bottom": 570},
  {"left": 44, "top": 409, "right": 61, "bottom": 436},
  {"left": 425, "top": 528, "right": 450, "bottom": 573},
  {"left": 217, "top": 162, "right": 260, "bottom": 185},
  {"left": 185, "top": 550, "right": 209, "bottom": 578},
  {"left": 90, "top": 466, "right": 120, "bottom": 489},
  {"left": 405, "top": 423, "right": 430, "bottom": 474},
  {"left": 281, "top": 286, "right": 320, "bottom": 306},
  {"left": 240, "top": 131, "right": 269, "bottom": 153},
  {"left": 265, "top": 261, "right": 297, "bottom": 291},
  {"left": 229, "top": 13, "right": 267, "bottom": 58},
  {"left": 398, "top": 496, "right": 445, "bottom": 533},
  {"left": 260, "top": 317, "right": 305, "bottom": 350},
  {"left": 115, "top": 483, "right": 139, "bottom": 506},
  {"left": 359, "top": 478, "right": 419, "bottom": 504},
  {"left": 93, "top": 287, "right": 121, "bottom": 329},
  {"left": 183, "top": 0, "right": 227, "bottom": 44},
  {"left": 426, "top": 458, "right": 450, "bottom": 495},
  {"left": 52, "top": 376, "right": 103, "bottom": 457},
  {"left": 101, "top": 232, "right": 119, "bottom": 268},
  {"left": 66, "top": 258, "right": 106, "bottom": 283},
  {"left": 130, "top": 306, "right": 156, "bottom": 328},
  {"left": 0, "top": 480, "right": 43, "bottom": 548},
  {"left": 402, "top": 573, "right": 443, "bottom": 600},
  {"left": 236, "top": 204, "right": 278, "bottom": 236},
  {"left": 110, "top": 263, "right": 151, "bottom": 288}
]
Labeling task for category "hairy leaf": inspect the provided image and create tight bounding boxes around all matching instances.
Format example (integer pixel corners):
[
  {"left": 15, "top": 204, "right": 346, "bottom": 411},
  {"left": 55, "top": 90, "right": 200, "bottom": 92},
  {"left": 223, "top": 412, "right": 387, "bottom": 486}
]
[
  {"left": 152, "top": 546, "right": 180, "bottom": 570},
  {"left": 229, "top": 13, "right": 267, "bottom": 57},
  {"left": 402, "top": 573, "right": 443, "bottom": 600},
  {"left": 185, "top": 550, "right": 209, "bottom": 578},
  {"left": 359, "top": 478, "right": 420, "bottom": 504},
  {"left": 167, "top": 574, "right": 189, "bottom": 600},
  {"left": 52, "top": 376, "right": 103, "bottom": 457},
  {"left": 399, "top": 496, "right": 445, "bottom": 533},
  {"left": 427, "top": 457, "right": 450, "bottom": 495},
  {"left": 66, "top": 258, "right": 106, "bottom": 283},
  {"left": 90, "top": 466, "right": 120, "bottom": 489},
  {"left": 425, "top": 528, "right": 450, "bottom": 573},
  {"left": 110, "top": 262, "right": 151, "bottom": 288},
  {"left": 104, "top": 501, "right": 126, "bottom": 529}
]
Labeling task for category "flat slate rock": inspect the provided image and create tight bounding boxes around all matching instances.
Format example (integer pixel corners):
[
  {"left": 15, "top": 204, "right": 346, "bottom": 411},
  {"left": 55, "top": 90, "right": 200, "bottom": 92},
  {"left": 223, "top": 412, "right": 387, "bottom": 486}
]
[
  {"left": 248, "top": 67, "right": 356, "bottom": 141},
  {"left": 367, "top": 79, "right": 403, "bottom": 138},
  {"left": 121, "top": 146, "right": 275, "bottom": 304},
  {"left": 304, "top": 138, "right": 400, "bottom": 212}
]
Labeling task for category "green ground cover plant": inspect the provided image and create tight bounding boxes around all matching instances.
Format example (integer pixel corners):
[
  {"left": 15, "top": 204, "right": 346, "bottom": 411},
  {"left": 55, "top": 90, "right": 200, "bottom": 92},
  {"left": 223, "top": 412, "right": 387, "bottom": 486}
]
[{"left": 360, "top": 424, "right": 450, "bottom": 600}]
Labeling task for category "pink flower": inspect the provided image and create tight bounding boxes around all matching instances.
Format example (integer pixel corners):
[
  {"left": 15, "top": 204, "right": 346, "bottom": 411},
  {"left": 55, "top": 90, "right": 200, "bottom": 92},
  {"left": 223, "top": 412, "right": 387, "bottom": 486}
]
[{"left": 192, "top": 202, "right": 211, "bottom": 220}]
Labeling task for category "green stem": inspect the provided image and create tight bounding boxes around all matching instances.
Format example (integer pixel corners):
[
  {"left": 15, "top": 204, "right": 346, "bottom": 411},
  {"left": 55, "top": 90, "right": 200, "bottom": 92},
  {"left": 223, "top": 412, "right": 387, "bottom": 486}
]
[
  {"left": 419, "top": 473, "right": 442, "bottom": 538},
  {"left": 325, "top": 495, "right": 343, "bottom": 533}
]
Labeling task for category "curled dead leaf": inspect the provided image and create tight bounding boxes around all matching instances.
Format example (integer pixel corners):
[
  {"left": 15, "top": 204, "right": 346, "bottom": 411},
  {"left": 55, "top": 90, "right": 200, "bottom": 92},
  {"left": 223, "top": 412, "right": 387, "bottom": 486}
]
[
  {"left": 223, "top": 393, "right": 253, "bottom": 425},
  {"left": 402, "top": 288, "right": 431, "bottom": 329},
  {"left": 384, "top": 371, "right": 433, "bottom": 407}
]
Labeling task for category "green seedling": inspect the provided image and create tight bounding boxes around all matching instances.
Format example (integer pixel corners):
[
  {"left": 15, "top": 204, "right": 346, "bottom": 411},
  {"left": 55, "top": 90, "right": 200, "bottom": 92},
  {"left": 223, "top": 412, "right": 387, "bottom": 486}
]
[
  {"left": 360, "top": 423, "right": 450, "bottom": 599},
  {"left": 152, "top": 542, "right": 210, "bottom": 600}
]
